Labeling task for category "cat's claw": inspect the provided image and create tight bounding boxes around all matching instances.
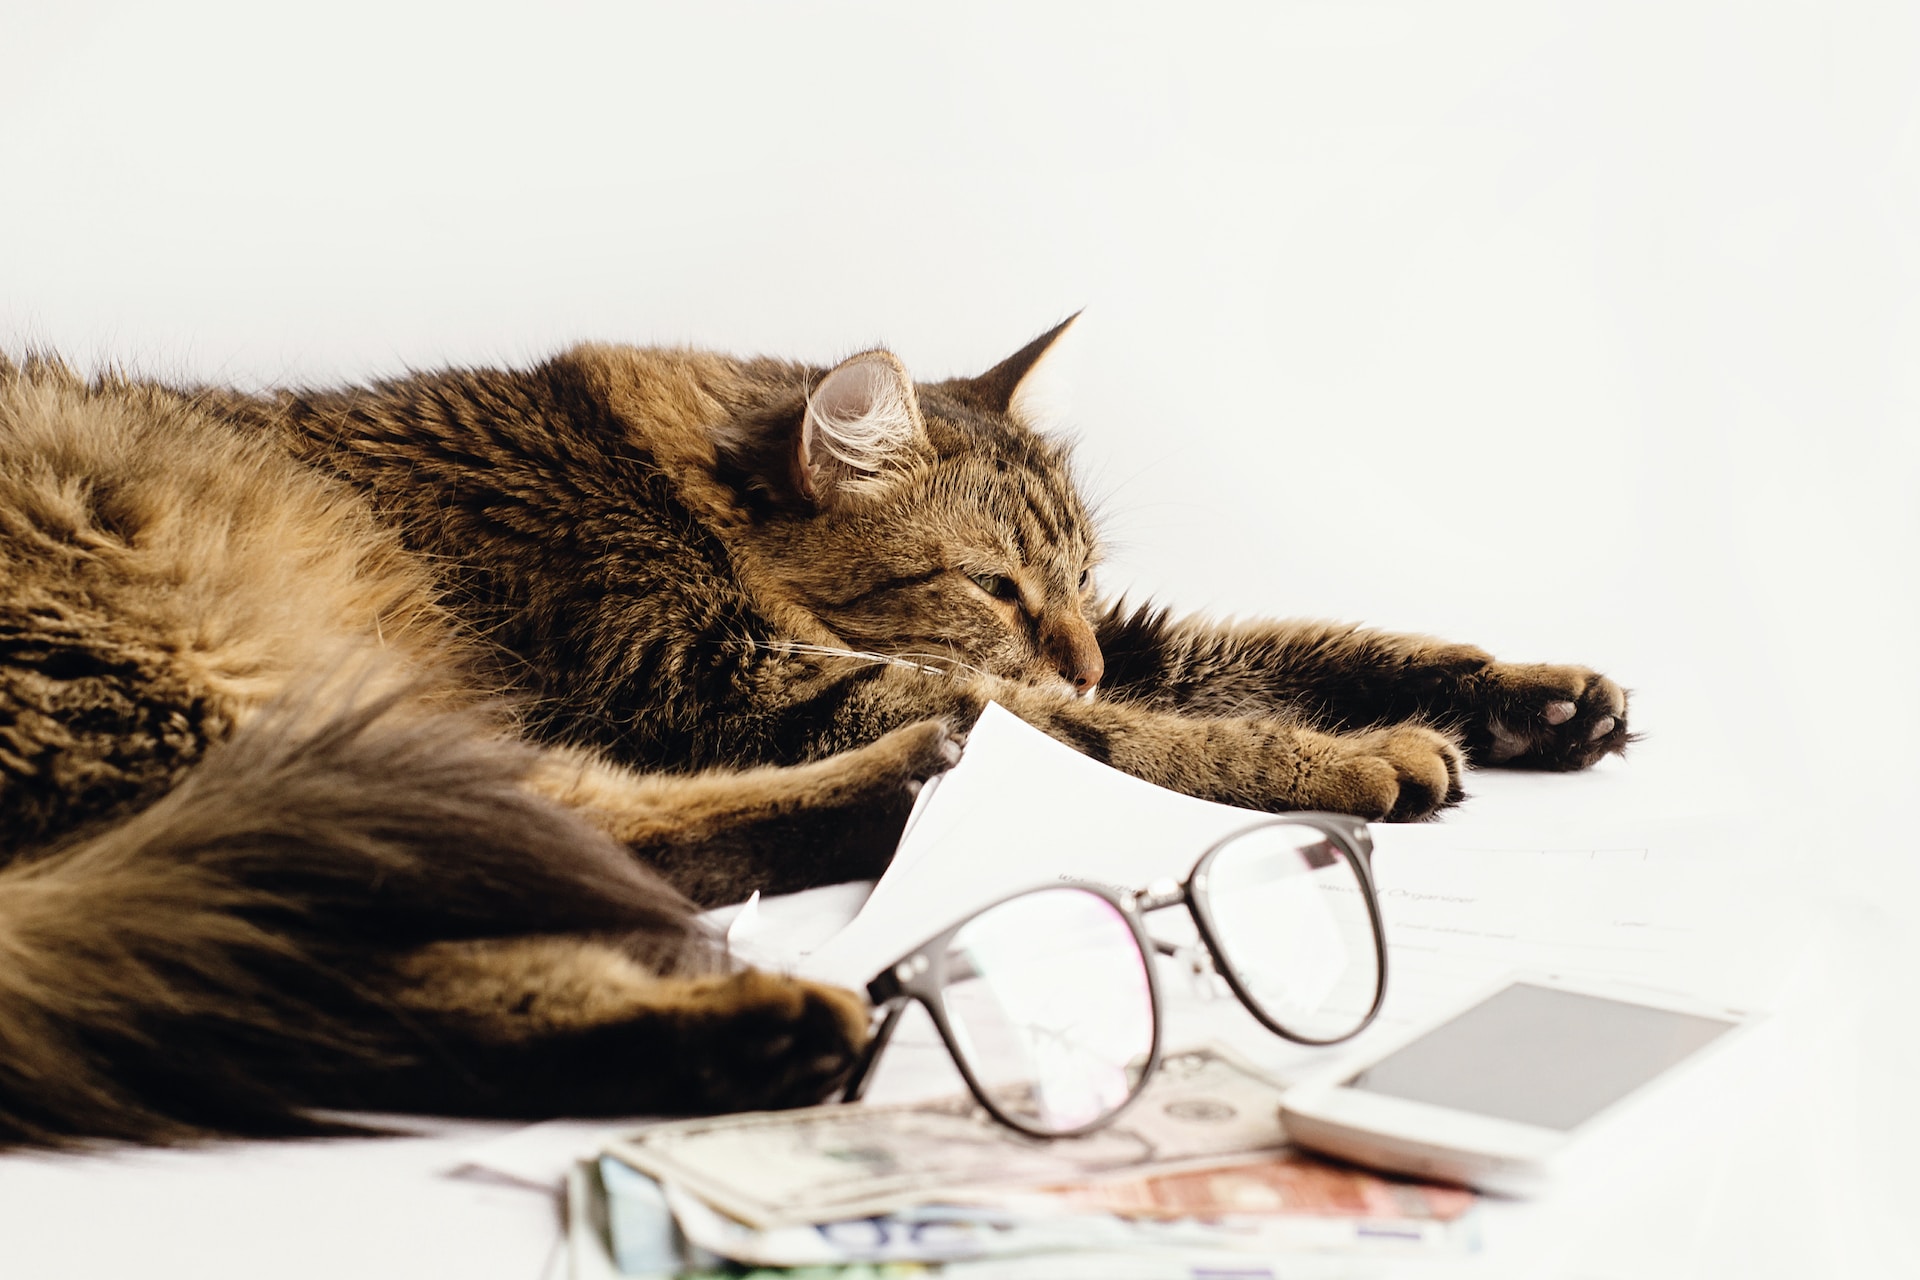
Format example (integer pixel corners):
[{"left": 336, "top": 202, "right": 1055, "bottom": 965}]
[
  {"left": 905, "top": 733, "right": 962, "bottom": 798},
  {"left": 873, "top": 719, "right": 964, "bottom": 788}
]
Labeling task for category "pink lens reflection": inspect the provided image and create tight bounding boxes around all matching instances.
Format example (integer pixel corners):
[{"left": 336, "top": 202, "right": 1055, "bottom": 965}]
[{"left": 938, "top": 887, "right": 1154, "bottom": 1133}]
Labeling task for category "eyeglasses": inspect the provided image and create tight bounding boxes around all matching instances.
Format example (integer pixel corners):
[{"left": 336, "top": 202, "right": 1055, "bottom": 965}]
[{"left": 839, "top": 814, "right": 1387, "bottom": 1138}]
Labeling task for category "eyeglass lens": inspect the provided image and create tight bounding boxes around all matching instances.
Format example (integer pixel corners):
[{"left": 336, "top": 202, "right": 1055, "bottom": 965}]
[
  {"left": 936, "top": 886, "right": 1155, "bottom": 1135},
  {"left": 1198, "top": 822, "right": 1382, "bottom": 1042}
]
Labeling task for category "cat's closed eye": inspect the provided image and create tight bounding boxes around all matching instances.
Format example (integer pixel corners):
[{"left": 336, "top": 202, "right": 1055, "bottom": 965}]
[{"left": 968, "top": 572, "right": 1020, "bottom": 603}]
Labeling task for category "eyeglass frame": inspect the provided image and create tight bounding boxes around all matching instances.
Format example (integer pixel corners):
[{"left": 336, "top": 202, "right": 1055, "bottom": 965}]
[{"left": 838, "top": 812, "right": 1390, "bottom": 1140}]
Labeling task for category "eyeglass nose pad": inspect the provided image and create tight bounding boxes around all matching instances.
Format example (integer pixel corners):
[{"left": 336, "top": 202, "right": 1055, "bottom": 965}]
[{"left": 1170, "top": 944, "right": 1235, "bottom": 1003}]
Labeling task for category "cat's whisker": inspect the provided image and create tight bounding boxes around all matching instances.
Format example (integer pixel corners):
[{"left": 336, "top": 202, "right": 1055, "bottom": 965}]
[
  {"left": 891, "top": 651, "right": 992, "bottom": 681},
  {"left": 744, "top": 640, "right": 950, "bottom": 678}
]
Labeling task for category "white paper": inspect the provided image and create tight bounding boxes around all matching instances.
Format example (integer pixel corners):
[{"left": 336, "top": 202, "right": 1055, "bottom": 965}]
[
  {"left": 709, "top": 879, "right": 877, "bottom": 970},
  {"left": 794, "top": 703, "right": 1798, "bottom": 1090}
]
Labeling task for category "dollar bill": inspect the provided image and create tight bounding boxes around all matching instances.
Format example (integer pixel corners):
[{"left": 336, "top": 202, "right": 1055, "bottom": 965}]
[{"left": 603, "top": 1045, "right": 1293, "bottom": 1229}]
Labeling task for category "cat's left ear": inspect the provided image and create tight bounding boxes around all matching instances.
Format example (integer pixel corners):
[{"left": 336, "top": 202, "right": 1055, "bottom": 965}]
[
  {"left": 949, "top": 312, "right": 1080, "bottom": 422},
  {"left": 793, "top": 350, "right": 926, "bottom": 505}
]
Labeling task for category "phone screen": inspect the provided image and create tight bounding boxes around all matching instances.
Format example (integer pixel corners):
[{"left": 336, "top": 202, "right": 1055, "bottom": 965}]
[{"left": 1346, "top": 983, "right": 1738, "bottom": 1131}]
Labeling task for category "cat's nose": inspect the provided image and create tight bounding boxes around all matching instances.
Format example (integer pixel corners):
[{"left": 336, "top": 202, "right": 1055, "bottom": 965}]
[{"left": 1046, "top": 619, "right": 1104, "bottom": 693}]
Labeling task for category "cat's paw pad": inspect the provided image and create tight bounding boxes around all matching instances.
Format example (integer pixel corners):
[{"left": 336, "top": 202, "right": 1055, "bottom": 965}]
[
  {"left": 1314, "top": 726, "right": 1466, "bottom": 822},
  {"left": 1471, "top": 664, "right": 1629, "bottom": 770},
  {"left": 680, "top": 970, "right": 870, "bottom": 1112}
]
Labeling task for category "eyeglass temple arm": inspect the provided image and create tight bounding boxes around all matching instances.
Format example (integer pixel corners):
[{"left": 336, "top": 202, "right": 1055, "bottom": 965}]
[{"left": 840, "top": 997, "right": 908, "bottom": 1104}]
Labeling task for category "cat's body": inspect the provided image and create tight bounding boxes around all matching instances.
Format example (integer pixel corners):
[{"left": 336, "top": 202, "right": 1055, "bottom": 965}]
[{"left": 0, "top": 321, "right": 1627, "bottom": 1147}]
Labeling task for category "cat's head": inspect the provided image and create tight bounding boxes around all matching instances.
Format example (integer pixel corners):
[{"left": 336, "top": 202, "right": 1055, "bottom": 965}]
[{"left": 728, "top": 318, "right": 1105, "bottom": 696}]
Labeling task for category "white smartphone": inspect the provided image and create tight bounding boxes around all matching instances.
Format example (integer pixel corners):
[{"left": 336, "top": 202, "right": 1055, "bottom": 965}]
[{"left": 1278, "top": 974, "right": 1753, "bottom": 1196}]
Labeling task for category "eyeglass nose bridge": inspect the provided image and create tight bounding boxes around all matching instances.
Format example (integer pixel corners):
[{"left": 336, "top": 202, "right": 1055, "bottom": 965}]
[{"left": 1131, "top": 876, "right": 1189, "bottom": 914}]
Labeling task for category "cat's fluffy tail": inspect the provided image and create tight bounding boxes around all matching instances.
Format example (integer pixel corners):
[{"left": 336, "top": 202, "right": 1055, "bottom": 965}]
[{"left": 0, "top": 686, "right": 712, "bottom": 1149}]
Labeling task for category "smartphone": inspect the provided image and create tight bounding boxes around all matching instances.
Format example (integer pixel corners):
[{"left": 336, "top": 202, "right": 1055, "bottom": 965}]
[{"left": 1278, "top": 975, "right": 1752, "bottom": 1196}]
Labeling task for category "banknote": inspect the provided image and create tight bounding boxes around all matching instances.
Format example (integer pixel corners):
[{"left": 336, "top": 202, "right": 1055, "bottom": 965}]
[
  {"left": 596, "top": 1155, "right": 714, "bottom": 1277},
  {"left": 603, "top": 1045, "right": 1293, "bottom": 1229},
  {"left": 566, "top": 1158, "right": 935, "bottom": 1280},
  {"left": 1038, "top": 1151, "right": 1477, "bottom": 1223},
  {"left": 661, "top": 1186, "right": 1139, "bottom": 1269},
  {"left": 658, "top": 1173, "right": 1473, "bottom": 1269}
]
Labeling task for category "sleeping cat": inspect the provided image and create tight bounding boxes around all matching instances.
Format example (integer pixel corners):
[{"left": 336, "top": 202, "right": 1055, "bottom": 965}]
[{"left": 0, "top": 318, "right": 1626, "bottom": 1147}]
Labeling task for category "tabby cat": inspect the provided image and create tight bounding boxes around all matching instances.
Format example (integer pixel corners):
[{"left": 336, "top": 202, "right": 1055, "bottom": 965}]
[{"left": 0, "top": 318, "right": 1626, "bottom": 1147}]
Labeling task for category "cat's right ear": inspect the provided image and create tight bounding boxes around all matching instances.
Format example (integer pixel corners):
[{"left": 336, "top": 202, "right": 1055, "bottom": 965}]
[
  {"left": 947, "top": 312, "right": 1080, "bottom": 422},
  {"left": 791, "top": 350, "right": 926, "bottom": 506}
]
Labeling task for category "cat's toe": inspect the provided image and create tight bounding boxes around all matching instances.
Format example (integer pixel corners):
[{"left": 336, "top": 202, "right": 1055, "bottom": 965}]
[
  {"left": 1471, "top": 663, "right": 1630, "bottom": 770},
  {"left": 1311, "top": 726, "right": 1466, "bottom": 822},
  {"left": 859, "top": 719, "right": 964, "bottom": 794},
  {"left": 1378, "top": 726, "right": 1467, "bottom": 821}
]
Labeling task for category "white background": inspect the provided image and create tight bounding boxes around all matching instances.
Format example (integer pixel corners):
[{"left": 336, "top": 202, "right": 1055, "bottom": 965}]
[{"left": 2, "top": 3, "right": 1916, "bottom": 1277}]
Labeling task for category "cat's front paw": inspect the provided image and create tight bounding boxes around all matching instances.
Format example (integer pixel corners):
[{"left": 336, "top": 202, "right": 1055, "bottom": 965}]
[
  {"left": 676, "top": 970, "right": 871, "bottom": 1112},
  {"left": 1466, "top": 663, "right": 1629, "bottom": 770},
  {"left": 714, "top": 719, "right": 962, "bottom": 894},
  {"left": 850, "top": 718, "right": 966, "bottom": 801},
  {"left": 1307, "top": 725, "right": 1466, "bottom": 822}
]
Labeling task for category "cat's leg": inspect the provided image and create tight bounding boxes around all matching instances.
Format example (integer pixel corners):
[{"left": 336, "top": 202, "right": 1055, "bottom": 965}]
[
  {"left": 346, "top": 936, "right": 869, "bottom": 1117},
  {"left": 1095, "top": 606, "right": 1629, "bottom": 771},
  {"left": 554, "top": 635, "right": 1465, "bottom": 821},
  {"left": 528, "top": 719, "right": 962, "bottom": 905},
  {"left": 982, "top": 680, "right": 1466, "bottom": 821},
  {"left": 648, "top": 657, "right": 1464, "bottom": 822}
]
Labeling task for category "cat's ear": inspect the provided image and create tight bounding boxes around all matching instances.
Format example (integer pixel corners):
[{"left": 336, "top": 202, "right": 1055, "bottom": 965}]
[
  {"left": 950, "top": 312, "right": 1081, "bottom": 422},
  {"left": 793, "top": 350, "right": 925, "bottom": 505}
]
